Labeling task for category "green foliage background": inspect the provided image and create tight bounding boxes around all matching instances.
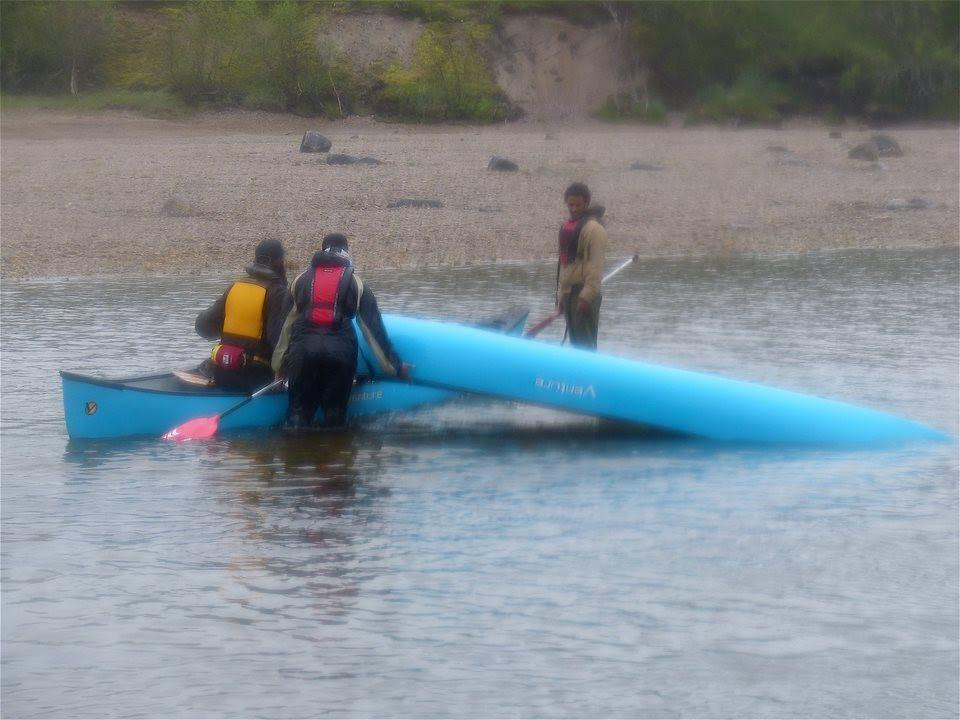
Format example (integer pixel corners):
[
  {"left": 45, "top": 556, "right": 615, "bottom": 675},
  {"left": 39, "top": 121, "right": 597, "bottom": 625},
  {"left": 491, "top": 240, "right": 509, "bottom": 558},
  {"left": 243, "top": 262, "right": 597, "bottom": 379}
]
[
  {"left": 1, "top": 0, "right": 957, "bottom": 122},
  {"left": 379, "top": 22, "right": 513, "bottom": 121},
  {"left": 631, "top": 0, "right": 959, "bottom": 122}
]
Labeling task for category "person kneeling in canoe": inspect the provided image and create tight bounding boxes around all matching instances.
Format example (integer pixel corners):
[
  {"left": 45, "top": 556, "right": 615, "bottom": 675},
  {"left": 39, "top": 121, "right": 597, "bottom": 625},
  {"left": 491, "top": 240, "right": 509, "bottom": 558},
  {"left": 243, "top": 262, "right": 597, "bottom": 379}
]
[
  {"left": 194, "top": 238, "right": 293, "bottom": 391},
  {"left": 272, "top": 233, "right": 409, "bottom": 430},
  {"left": 557, "top": 182, "right": 607, "bottom": 349}
]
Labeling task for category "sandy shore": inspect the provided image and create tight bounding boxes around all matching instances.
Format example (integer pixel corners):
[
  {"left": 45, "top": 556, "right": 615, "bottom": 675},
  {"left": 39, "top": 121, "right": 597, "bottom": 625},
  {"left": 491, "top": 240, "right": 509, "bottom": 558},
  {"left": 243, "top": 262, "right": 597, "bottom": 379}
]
[{"left": 1, "top": 109, "right": 957, "bottom": 279}]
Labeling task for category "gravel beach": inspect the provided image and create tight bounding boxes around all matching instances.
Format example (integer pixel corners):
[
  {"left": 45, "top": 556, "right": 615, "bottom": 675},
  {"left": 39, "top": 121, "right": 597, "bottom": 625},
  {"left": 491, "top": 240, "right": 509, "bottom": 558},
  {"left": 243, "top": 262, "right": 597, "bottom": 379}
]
[{"left": 1, "top": 109, "right": 957, "bottom": 279}]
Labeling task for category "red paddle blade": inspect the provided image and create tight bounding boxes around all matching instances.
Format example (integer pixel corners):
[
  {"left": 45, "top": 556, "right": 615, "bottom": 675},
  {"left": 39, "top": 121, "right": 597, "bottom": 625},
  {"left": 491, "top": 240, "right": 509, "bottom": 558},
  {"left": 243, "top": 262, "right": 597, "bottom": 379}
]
[{"left": 161, "top": 415, "right": 220, "bottom": 442}]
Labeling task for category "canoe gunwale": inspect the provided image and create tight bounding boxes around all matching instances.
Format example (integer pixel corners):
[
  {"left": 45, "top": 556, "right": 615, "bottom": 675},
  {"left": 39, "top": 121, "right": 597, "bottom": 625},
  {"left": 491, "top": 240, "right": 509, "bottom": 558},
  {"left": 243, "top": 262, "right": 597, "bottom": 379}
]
[
  {"left": 58, "top": 370, "right": 381, "bottom": 398},
  {"left": 60, "top": 370, "right": 251, "bottom": 397}
]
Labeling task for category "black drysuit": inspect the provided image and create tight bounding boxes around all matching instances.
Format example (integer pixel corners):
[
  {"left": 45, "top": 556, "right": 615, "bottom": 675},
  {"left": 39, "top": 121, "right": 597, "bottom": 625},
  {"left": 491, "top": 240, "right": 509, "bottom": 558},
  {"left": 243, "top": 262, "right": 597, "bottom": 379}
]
[{"left": 273, "top": 251, "right": 402, "bottom": 428}]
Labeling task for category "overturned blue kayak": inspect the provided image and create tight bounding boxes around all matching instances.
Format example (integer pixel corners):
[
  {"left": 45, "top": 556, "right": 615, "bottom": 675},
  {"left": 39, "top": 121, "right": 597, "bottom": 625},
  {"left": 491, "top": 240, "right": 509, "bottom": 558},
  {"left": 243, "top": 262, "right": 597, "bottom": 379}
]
[
  {"left": 365, "top": 314, "right": 948, "bottom": 445},
  {"left": 62, "top": 308, "right": 528, "bottom": 439}
]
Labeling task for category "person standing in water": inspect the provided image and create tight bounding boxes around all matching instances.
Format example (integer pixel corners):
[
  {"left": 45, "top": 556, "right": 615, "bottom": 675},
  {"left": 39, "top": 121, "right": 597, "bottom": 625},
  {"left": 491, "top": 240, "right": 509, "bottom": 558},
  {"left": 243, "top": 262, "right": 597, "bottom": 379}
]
[
  {"left": 556, "top": 182, "right": 607, "bottom": 349},
  {"left": 272, "top": 233, "right": 408, "bottom": 430}
]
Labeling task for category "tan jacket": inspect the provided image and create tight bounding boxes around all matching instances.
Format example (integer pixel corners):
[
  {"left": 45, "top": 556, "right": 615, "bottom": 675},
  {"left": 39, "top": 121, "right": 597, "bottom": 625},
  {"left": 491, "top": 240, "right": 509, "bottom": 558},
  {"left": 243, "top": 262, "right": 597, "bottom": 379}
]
[{"left": 557, "top": 217, "right": 607, "bottom": 306}]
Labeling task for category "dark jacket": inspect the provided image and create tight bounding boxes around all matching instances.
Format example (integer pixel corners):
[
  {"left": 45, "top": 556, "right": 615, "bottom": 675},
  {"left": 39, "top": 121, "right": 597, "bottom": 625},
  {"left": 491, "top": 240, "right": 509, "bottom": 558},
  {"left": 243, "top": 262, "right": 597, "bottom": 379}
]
[
  {"left": 272, "top": 251, "right": 402, "bottom": 377},
  {"left": 195, "top": 262, "right": 292, "bottom": 358}
]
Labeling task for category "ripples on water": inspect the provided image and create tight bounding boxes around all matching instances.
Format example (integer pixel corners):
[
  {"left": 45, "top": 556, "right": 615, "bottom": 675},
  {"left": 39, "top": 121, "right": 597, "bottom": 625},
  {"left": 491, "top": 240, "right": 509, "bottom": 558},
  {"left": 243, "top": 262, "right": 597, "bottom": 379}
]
[{"left": 2, "top": 249, "right": 958, "bottom": 718}]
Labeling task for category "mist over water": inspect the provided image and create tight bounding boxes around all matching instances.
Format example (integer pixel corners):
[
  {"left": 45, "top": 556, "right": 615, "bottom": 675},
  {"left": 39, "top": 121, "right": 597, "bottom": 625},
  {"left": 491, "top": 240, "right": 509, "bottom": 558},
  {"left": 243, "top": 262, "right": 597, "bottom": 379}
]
[{"left": 2, "top": 248, "right": 958, "bottom": 718}]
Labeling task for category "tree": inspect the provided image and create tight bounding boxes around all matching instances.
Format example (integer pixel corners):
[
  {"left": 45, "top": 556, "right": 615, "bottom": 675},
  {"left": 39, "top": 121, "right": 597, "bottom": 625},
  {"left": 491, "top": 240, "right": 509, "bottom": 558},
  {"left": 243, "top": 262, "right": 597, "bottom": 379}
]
[{"left": 0, "top": 0, "right": 114, "bottom": 94}]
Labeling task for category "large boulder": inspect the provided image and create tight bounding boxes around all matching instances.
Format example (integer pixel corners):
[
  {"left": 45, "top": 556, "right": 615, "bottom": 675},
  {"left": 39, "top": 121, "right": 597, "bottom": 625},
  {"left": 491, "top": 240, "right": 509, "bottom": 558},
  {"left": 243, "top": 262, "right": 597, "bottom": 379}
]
[
  {"left": 299, "top": 131, "right": 331, "bottom": 153},
  {"left": 871, "top": 134, "right": 904, "bottom": 157},
  {"left": 488, "top": 156, "right": 519, "bottom": 172}
]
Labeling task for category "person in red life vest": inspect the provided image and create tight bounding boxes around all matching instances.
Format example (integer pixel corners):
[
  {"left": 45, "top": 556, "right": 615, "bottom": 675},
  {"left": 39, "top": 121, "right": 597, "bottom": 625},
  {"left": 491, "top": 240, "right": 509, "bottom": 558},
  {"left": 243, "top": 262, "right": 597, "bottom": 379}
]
[
  {"left": 557, "top": 182, "right": 607, "bottom": 349},
  {"left": 272, "top": 233, "right": 409, "bottom": 430},
  {"left": 195, "top": 238, "right": 293, "bottom": 391}
]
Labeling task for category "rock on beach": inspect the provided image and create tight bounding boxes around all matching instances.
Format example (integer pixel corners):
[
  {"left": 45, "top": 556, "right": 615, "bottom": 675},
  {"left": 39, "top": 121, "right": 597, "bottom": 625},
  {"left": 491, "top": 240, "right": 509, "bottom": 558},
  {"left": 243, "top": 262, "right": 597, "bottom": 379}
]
[
  {"left": 488, "top": 156, "right": 519, "bottom": 172},
  {"left": 300, "top": 131, "right": 332, "bottom": 153}
]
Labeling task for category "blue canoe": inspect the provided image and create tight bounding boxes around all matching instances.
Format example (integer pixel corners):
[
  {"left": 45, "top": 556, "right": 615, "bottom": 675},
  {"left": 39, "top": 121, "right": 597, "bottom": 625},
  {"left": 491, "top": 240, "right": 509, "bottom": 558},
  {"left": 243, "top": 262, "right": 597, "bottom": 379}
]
[
  {"left": 362, "top": 314, "right": 948, "bottom": 445},
  {"left": 62, "top": 308, "right": 528, "bottom": 440},
  {"left": 61, "top": 370, "right": 459, "bottom": 440}
]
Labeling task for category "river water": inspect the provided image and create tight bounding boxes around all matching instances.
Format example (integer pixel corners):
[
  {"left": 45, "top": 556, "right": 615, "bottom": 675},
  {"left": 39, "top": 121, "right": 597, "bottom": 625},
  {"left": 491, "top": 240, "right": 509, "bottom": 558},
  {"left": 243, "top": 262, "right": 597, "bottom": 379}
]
[{"left": 2, "top": 248, "right": 958, "bottom": 719}]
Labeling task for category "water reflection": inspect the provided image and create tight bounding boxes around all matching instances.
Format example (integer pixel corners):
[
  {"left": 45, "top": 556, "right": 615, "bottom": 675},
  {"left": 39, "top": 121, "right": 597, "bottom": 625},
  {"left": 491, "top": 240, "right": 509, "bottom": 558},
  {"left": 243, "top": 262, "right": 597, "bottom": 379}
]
[
  {"left": 210, "top": 432, "right": 373, "bottom": 515},
  {"left": 4, "top": 249, "right": 957, "bottom": 719},
  {"left": 190, "top": 433, "right": 392, "bottom": 629}
]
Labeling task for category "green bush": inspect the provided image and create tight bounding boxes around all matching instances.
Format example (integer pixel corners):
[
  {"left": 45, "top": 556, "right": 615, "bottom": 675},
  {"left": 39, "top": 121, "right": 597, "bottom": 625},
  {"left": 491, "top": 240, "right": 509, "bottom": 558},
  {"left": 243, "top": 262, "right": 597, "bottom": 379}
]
[
  {"left": 688, "top": 73, "right": 795, "bottom": 124},
  {"left": 380, "top": 22, "right": 512, "bottom": 122},
  {"left": 831, "top": 3, "right": 960, "bottom": 119},
  {"left": 163, "top": 0, "right": 263, "bottom": 105},
  {"left": 630, "top": 0, "right": 959, "bottom": 121},
  {"left": 101, "top": 9, "right": 168, "bottom": 91},
  {"left": 258, "top": 1, "right": 356, "bottom": 116},
  {"left": 158, "top": 0, "right": 352, "bottom": 115},
  {"left": 1, "top": 0, "right": 115, "bottom": 94}
]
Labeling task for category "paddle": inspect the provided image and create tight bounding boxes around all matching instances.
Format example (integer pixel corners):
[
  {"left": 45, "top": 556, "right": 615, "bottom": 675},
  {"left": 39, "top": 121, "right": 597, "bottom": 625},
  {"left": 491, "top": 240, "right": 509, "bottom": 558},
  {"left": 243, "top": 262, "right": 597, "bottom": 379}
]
[
  {"left": 161, "top": 378, "right": 285, "bottom": 441},
  {"left": 524, "top": 254, "right": 639, "bottom": 338}
]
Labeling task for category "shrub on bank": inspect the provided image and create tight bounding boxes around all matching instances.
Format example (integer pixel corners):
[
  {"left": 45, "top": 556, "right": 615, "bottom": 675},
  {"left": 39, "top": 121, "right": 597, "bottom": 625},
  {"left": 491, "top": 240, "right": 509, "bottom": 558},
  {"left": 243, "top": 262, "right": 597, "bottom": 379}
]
[
  {"left": 0, "top": 0, "right": 115, "bottom": 94},
  {"left": 160, "top": 0, "right": 353, "bottom": 115},
  {"left": 379, "top": 22, "right": 513, "bottom": 122},
  {"left": 2, "top": 0, "right": 957, "bottom": 123},
  {"left": 630, "top": 0, "right": 959, "bottom": 122},
  {"left": 688, "top": 73, "right": 795, "bottom": 125}
]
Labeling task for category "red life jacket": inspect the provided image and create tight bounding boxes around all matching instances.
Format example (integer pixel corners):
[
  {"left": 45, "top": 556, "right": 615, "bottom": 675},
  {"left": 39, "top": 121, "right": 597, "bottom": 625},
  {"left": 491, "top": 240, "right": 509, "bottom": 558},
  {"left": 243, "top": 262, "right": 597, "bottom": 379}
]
[
  {"left": 558, "top": 217, "right": 587, "bottom": 265},
  {"left": 308, "top": 263, "right": 354, "bottom": 328}
]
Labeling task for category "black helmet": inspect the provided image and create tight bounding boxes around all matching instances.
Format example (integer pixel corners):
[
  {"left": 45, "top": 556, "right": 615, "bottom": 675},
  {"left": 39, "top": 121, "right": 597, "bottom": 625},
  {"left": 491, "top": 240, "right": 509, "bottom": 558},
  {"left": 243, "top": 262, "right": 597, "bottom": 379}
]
[
  {"left": 254, "top": 238, "right": 284, "bottom": 265},
  {"left": 321, "top": 233, "right": 348, "bottom": 252}
]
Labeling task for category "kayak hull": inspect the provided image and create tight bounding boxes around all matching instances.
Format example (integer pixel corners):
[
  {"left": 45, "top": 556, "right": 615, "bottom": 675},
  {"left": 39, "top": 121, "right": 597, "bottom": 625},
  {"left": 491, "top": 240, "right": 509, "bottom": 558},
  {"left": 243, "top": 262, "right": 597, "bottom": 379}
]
[{"left": 372, "top": 314, "right": 948, "bottom": 445}]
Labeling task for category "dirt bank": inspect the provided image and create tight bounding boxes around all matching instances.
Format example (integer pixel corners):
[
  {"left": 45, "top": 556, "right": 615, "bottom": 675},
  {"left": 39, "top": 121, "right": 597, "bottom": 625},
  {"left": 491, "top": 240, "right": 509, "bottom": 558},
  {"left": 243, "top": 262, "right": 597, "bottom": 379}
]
[
  {"left": 319, "top": 13, "right": 642, "bottom": 122},
  {"left": 1, "top": 109, "right": 957, "bottom": 279}
]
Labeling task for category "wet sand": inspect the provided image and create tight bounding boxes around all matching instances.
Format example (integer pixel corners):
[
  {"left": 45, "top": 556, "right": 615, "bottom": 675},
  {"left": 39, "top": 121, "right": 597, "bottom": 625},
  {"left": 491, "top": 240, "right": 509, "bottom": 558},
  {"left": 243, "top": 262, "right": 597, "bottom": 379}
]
[{"left": 1, "top": 109, "right": 957, "bottom": 279}]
